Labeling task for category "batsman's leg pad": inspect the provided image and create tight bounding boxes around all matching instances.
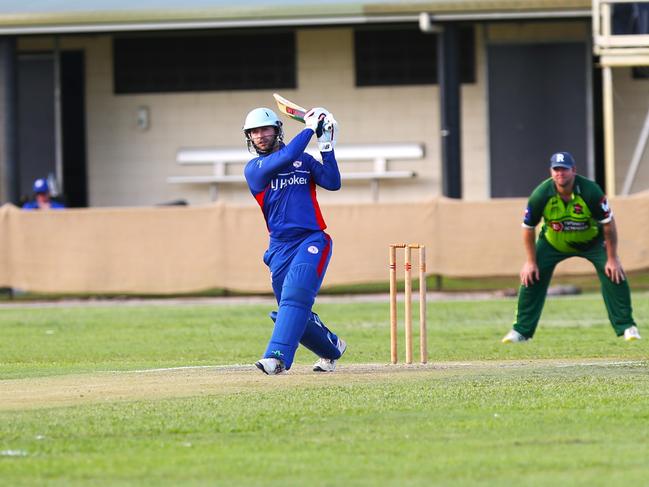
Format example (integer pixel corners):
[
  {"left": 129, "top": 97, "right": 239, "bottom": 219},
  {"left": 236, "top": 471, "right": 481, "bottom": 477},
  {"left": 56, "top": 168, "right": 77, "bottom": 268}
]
[
  {"left": 264, "top": 263, "right": 318, "bottom": 369},
  {"left": 300, "top": 313, "right": 342, "bottom": 359},
  {"left": 270, "top": 311, "right": 341, "bottom": 360}
]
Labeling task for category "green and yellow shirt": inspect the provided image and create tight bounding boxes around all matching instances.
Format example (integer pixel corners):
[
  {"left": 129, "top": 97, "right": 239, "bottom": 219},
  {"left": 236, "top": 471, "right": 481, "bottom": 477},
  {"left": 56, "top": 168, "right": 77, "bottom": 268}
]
[{"left": 523, "top": 174, "right": 612, "bottom": 253}]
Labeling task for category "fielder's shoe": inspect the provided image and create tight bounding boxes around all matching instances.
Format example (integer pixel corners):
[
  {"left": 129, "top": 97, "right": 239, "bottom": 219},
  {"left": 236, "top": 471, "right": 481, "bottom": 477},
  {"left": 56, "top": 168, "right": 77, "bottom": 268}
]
[
  {"left": 501, "top": 329, "right": 530, "bottom": 343},
  {"left": 313, "top": 338, "right": 347, "bottom": 372},
  {"left": 255, "top": 357, "right": 286, "bottom": 375},
  {"left": 623, "top": 325, "right": 642, "bottom": 341}
]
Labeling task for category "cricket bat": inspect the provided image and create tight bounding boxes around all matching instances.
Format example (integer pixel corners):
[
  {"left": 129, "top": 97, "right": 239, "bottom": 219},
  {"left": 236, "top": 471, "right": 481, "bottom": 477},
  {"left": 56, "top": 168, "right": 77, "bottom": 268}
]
[
  {"left": 273, "top": 93, "right": 332, "bottom": 130},
  {"left": 273, "top": 93, "right": 307, "bottom": 124}
]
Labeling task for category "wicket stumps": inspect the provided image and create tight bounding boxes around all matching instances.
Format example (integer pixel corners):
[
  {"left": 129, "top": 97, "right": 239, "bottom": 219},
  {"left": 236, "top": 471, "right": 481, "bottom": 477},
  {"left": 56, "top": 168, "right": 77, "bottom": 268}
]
[{"left": 389, "top": 244, "right": 427, "bottom": 364}]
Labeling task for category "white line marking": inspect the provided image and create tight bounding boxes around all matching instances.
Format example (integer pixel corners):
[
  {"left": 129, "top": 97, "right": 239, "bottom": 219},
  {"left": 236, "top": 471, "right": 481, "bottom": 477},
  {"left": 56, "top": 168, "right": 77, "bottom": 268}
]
[
  {"left": 122, "top": 364, "right": 254, "bottom": 373},
  {"left": 554, "top": 360, "right": 646, "bottom": 368},
  {"left": 110, "top": 359, "right": 648, "bottom": 375}
]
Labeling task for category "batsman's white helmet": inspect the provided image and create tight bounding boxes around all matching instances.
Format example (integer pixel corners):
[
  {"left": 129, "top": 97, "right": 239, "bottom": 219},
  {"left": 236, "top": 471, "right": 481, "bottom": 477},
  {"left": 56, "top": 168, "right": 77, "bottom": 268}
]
[
  {"left": 243, "top": 107, "right": 284, "bottom": 155},
  {"left": 243, "top": 107, "right": 282, "bottom": 132}
]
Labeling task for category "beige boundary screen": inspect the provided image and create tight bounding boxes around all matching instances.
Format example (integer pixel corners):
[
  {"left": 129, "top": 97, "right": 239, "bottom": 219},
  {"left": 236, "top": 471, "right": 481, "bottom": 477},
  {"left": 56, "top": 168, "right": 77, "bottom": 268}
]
[{"left": 1, "top": 193, "right": 648, "bottom": 294}]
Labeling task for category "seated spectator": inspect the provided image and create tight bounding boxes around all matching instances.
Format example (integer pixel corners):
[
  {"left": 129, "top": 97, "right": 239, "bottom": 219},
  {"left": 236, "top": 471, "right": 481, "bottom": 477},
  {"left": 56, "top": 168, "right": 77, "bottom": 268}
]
[{"left": 22, "top": 178, "right": 66, "bottom": 210}]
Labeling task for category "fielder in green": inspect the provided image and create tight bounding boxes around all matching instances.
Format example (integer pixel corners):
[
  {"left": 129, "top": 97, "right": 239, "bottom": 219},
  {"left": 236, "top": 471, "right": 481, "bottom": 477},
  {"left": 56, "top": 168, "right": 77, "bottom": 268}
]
[{"left": 502, "top": 151, "right": 641, "bottom": 343}]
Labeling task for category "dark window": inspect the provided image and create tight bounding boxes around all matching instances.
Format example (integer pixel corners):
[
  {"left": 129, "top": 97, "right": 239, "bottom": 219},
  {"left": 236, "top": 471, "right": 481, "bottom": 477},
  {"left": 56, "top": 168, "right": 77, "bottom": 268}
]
[
  {"left": 354, "top": 26, "right": 475, "bottom": 86},
  {"left": 632, "top": 66, "right": 649, "bottom": 79},
  {"left": 113, "top": 32, "right": 296, "bottom": 94}
]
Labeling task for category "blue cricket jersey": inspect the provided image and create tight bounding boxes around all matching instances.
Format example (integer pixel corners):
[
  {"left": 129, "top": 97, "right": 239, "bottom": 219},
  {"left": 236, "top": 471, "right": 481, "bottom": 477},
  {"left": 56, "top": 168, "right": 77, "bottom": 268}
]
[{"left": 244, "top": 128, "right": 341, "bottom": 240}]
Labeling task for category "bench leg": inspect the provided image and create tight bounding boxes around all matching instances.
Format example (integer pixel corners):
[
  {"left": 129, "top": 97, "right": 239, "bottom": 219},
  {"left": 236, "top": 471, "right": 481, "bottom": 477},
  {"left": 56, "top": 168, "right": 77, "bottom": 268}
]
[
  {"left": 371, "top": 179, "right": 379, "bottom": 202},
  {"left": 209, "top": 184, "right": 219, "bottom": 201}
]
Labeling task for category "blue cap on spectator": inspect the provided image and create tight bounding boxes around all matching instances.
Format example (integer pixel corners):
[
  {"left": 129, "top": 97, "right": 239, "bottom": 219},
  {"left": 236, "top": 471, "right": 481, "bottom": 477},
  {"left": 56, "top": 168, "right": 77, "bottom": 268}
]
[
  {"left": 550, "top": 152, "right": 575, "bottom": 169},
  {"left": 33, "top": 178, "right": 49, "bottom": 193}
]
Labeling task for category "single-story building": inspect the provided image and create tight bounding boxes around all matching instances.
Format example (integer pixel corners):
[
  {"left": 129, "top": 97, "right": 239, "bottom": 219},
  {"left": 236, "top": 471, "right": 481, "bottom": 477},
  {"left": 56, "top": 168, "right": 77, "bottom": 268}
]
[{"left": 0, "top": 0, "right": 648, "bottom": 207}]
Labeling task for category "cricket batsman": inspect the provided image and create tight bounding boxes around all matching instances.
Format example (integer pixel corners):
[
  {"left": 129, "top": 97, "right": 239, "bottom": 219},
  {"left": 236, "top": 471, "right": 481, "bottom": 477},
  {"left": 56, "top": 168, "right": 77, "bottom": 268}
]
[
  {"left": 243, "top": 106, "right": 347, "bottom": 374},
  {"left": 502, "top": 151, "right": 641, "bottom": 343}
]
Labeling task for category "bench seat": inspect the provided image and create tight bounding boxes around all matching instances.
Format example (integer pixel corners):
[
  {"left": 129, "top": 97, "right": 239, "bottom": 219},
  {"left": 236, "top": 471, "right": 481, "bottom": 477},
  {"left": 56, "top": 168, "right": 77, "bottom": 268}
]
[{"left": 168, "top": 143, "right": 423, "bottom": 201}]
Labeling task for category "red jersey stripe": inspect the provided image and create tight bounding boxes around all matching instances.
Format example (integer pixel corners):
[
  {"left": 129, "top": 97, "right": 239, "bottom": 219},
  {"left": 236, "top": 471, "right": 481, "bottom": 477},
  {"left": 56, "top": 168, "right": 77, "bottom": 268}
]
[
  {"left": 254, "top": 188, "right": 270, "bottom": 233},
  {"left": 309, "top": 181, "right": 327, "bottom": 230},
  {"left": 316, "top": 233, "right": 332, "bottom": 277}
]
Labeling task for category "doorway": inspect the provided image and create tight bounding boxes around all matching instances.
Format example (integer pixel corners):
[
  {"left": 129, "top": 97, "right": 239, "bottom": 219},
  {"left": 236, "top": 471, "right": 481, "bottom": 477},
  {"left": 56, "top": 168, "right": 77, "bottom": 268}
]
[
  {"left": 18, "top": 50, "right": 87, "bottom": 207},
  {"left": 488, "top": 42, "right": 589, "bottom": 197}
]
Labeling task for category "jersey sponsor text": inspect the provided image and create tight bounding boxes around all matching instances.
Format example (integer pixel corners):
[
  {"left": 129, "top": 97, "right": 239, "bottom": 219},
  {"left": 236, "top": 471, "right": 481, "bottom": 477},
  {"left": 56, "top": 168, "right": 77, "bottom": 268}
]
[
  {"left": 549, "top": 220, "right": 589, "bottom": 232},
  {"left": 270, "top": 172, "right": 309, "bottom": 191}
]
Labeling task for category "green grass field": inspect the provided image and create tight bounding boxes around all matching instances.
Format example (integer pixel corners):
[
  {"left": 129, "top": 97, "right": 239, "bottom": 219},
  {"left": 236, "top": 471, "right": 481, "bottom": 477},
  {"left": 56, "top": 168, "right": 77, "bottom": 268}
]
[{"left": 1, "top": 293, "right": 648, "bottom": 486}]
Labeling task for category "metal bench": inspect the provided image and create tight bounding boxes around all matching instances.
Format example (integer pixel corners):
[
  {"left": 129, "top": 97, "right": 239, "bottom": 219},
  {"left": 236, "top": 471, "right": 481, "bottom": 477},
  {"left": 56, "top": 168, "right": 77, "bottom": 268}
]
[{"left": 167, "top": 143, "right": 423, "bottom": 201}]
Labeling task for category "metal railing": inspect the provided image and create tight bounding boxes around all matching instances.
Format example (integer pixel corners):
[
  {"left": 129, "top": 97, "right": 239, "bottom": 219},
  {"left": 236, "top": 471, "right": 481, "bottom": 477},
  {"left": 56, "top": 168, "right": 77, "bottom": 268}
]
[{"left": 593, "top": 0, "right": 649, "bottom": 65}]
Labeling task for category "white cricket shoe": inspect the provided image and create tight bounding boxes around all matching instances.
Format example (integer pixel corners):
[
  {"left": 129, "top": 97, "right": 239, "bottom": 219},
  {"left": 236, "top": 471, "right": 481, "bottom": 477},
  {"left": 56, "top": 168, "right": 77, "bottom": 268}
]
[
  {"left": 255, "top": 357, "right": 286, "bottom": 375},
  {"left": 313, "top": 338, "right": 347, "bottom": 372},
  {"left": 501, "top": 329, "right": 529, "bottom": 343},
  {"left": 623, "top": 326, "right": 642, "bottom": 341}
]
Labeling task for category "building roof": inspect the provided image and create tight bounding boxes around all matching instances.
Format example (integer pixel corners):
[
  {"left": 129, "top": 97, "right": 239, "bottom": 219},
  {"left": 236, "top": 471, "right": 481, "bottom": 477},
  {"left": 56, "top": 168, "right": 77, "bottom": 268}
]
[{"left": 0, "top": 0, "right": 591, "bottom": 34}]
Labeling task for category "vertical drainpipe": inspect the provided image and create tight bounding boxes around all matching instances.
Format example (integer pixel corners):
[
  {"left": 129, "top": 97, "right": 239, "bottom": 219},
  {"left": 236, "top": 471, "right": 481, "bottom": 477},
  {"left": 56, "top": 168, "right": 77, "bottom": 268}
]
[
  {"left": 420, "top": 13, "right": 462, "bottom": 199},
  {"left": 438, "top": 22, "right": 462, "bottom": 198}
]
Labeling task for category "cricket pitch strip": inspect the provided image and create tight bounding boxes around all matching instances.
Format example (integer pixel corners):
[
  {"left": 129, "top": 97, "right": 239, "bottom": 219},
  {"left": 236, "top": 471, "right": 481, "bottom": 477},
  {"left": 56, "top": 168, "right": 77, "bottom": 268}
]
[{"left": 1, "top": 359, "right": 646, "bottom": 411}]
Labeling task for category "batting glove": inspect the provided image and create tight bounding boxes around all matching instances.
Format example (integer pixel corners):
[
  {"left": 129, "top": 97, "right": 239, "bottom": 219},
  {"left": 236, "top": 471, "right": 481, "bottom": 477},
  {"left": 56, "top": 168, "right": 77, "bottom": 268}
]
[
  {"left": 317, "top": 114, "right": 338, "bottom": 152},
  {"left": 304, "top": 107, "right": 330, "bottom": 137}
]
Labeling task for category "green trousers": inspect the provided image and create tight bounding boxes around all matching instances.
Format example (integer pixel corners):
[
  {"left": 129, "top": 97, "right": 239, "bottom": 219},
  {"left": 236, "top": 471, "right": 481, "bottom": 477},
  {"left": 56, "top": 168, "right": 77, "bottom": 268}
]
[{"left": 513, "top": 237, "right": 636, "bottom": 338}]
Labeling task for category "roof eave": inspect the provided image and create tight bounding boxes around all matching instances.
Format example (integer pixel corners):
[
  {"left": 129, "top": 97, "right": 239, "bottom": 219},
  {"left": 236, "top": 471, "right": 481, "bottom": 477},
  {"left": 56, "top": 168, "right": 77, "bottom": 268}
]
[{"left": 0, "top": 4, "right": 592, "bottom": 36}]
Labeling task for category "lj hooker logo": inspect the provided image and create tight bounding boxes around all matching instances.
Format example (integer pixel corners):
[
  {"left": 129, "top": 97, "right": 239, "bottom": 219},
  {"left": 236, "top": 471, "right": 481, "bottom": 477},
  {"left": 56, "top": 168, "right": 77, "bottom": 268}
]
[{"left": 270, "top": 174, "right": 308, "bottom": 190}]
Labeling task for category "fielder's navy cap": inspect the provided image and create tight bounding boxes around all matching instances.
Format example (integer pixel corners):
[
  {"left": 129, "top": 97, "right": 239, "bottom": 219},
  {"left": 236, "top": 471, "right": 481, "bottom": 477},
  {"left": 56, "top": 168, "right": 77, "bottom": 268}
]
[
  {"left": 550, "top": 152, "right": 575, "bottom": 169},
  {"left": 33, "top": 178, "right": 49, "bottom": 193}
]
